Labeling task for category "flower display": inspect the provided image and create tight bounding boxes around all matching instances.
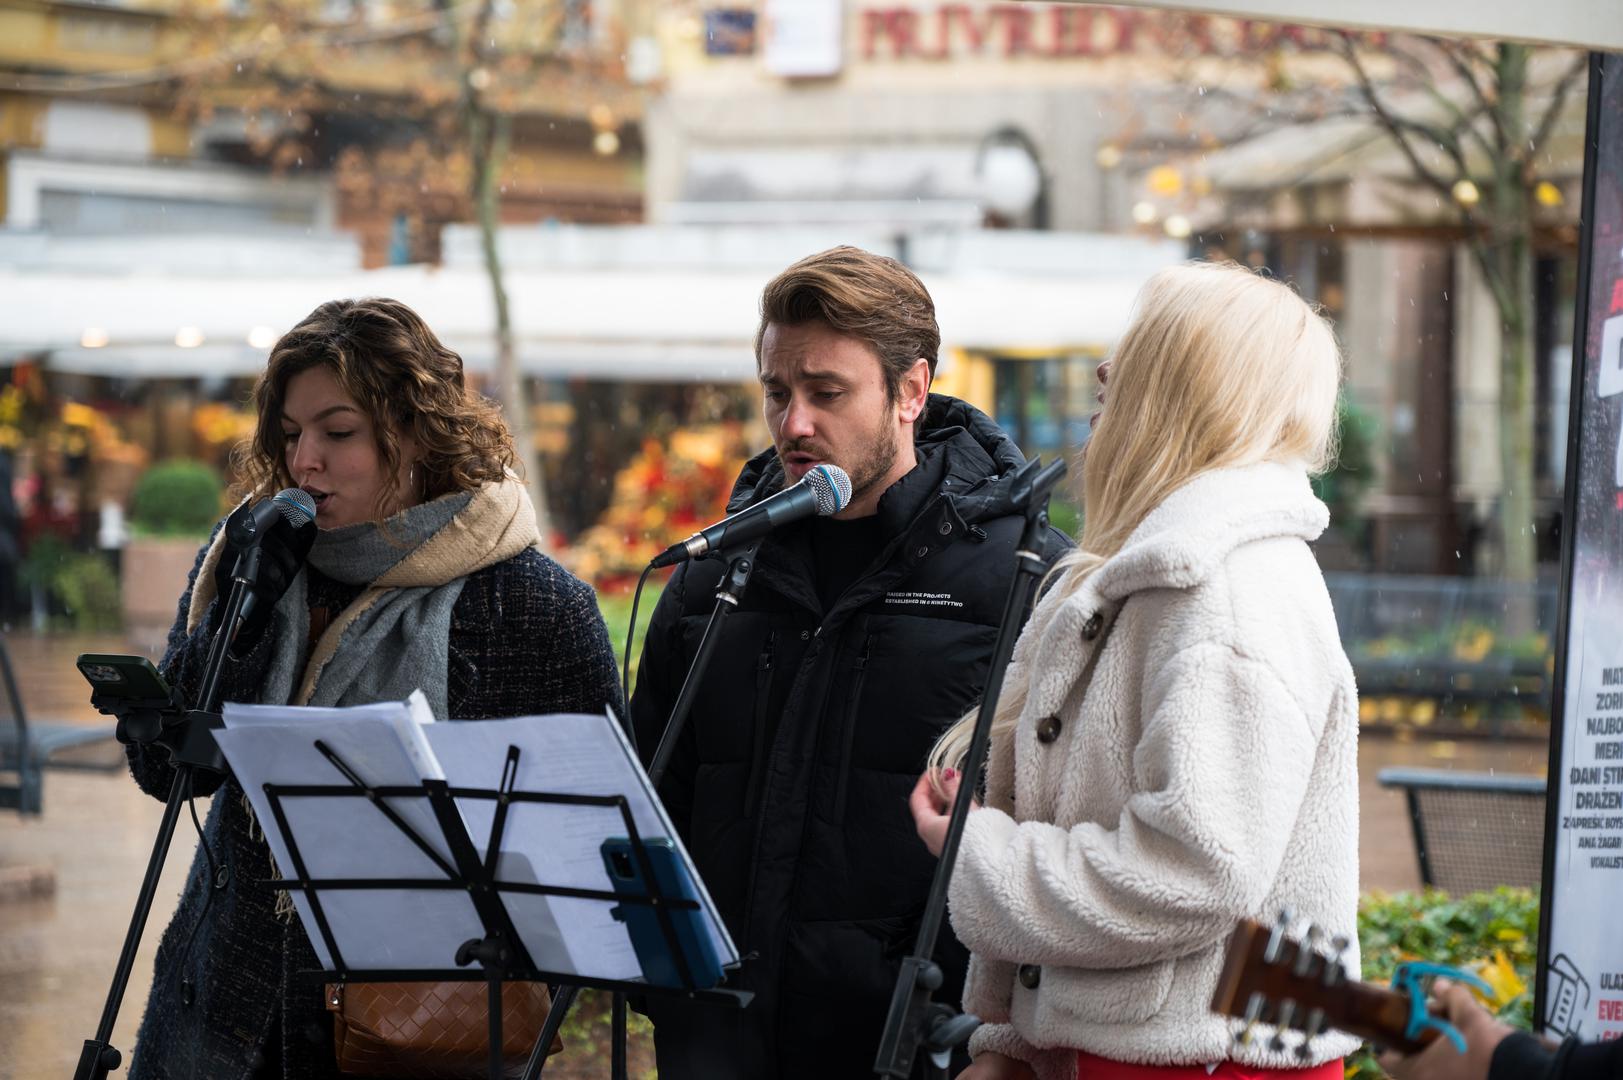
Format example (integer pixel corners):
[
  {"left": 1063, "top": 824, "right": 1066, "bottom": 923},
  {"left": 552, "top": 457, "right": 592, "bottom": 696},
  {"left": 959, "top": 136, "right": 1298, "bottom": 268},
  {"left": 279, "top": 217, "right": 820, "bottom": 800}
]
[{"left": 566, "top": 422, "right": 751, "bottom": 588}]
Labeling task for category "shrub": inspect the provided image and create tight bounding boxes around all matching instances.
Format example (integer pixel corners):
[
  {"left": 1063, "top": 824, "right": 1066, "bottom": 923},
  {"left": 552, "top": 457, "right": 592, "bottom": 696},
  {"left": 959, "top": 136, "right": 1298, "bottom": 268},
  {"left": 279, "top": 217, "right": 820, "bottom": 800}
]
[
  {"left": 129, "top": 460, "right": 224, "bottom": 538},
  {"left": 53, "top": 552, "right": 122, "bottom": 632}
]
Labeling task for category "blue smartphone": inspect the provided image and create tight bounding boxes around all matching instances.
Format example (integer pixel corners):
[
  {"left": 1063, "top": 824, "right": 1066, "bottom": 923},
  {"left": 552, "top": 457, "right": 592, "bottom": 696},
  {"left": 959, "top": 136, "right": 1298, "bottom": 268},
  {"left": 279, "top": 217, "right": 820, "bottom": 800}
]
[{"left": 600, "top": 836, "right": 723, "bottom": 990}]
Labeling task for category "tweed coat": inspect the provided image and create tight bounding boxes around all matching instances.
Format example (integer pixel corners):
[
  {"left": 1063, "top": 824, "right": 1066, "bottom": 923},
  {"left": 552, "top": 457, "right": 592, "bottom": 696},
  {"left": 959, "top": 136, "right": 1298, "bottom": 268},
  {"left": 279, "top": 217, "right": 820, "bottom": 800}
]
[
  {"left": 124, "top": 528, "right": 621, "bottom": 1080},
  {"left": 948, "top": 461, "right": 1363, "bottom": 1079}
]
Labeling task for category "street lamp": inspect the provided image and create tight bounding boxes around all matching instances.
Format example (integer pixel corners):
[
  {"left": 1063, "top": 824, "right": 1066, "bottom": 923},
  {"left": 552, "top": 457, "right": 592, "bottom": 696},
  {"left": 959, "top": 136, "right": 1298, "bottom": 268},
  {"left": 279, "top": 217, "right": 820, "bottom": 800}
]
[{"left": 977, "top": 127, "right": 1047, "bottom": 228}]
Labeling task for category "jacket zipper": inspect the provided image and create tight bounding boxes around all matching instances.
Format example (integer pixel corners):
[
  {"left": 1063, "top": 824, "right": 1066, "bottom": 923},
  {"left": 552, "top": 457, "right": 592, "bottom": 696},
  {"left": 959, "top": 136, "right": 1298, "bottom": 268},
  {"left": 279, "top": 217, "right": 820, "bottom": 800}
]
[
  {"left": 743, "top": 632, "right": 777, "bottom": 820},
  {"left": 830, "top": 634, "right": 874, "bottom": 825}
]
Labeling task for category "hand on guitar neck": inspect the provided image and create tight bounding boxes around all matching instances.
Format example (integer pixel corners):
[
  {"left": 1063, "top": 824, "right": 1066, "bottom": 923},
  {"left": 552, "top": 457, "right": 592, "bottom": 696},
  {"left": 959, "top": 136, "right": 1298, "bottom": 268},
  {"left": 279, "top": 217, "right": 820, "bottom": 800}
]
[
  {"left": 1376, "top": 978, "right": 1517, "bottom": 1080},
  {"left": 1209, "top": 914, "right": 1507, "bottom": 1062}
]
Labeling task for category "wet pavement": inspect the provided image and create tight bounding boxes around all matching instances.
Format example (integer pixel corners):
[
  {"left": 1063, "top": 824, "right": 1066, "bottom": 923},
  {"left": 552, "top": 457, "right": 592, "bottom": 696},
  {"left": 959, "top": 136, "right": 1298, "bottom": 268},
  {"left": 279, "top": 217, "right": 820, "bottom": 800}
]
[{"left": 0, "top": 631, "right": 1551, "bottom": 1079}]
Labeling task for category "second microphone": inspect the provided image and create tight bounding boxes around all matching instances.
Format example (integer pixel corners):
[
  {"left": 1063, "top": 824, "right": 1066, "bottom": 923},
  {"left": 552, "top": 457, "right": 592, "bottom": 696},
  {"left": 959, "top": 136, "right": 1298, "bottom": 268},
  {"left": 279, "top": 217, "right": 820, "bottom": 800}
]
[{"left": 650, "top": 463, "right": 852, "bottom": 568}]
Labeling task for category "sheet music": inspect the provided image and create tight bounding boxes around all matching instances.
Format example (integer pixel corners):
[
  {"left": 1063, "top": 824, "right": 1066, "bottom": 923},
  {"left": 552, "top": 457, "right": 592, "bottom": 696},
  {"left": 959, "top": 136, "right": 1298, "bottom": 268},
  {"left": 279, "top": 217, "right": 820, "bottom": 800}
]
[
  {"left": 425, "top": 709, "right": 739, "bottom": 977},
  {"left": 217, "top": 699, "right": 479, "bottom": 972},
  {"left": 214, "top": 699, "right": 737, "bottom": 983}
]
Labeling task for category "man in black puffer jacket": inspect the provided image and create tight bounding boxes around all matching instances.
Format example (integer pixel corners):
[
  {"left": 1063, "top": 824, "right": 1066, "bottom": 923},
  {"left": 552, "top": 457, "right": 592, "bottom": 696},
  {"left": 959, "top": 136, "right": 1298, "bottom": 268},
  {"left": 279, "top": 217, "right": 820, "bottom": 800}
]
[{"left": 631, "top": 246, "right": 1070, "bottom": 1079}]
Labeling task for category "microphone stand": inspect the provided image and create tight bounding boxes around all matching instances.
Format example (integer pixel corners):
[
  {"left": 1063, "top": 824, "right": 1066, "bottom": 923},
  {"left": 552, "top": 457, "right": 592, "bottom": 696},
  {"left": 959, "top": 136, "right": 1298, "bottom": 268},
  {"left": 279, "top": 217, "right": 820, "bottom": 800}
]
[
  {"left": 73, "top": 547, "right": 264, "bottom": 1080},
  {"left": 523, "top": 539, "right": 763, "bottom": 1080},
  {"left": 872, "top": 456, "right": 1068, "bottom": 1080}
]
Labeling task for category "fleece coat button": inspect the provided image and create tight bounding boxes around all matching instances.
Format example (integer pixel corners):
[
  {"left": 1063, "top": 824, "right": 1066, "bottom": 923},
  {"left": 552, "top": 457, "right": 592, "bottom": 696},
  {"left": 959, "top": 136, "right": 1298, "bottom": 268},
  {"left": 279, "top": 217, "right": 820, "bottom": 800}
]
[
  {"left": 1082, "top": 612, "right": 1104, "bottom": 640},
  {"left": 1017, "top": 964, "right": 1041, "bottom": 989},
  {"left": 1036, "top": 715, "right": 1063, "bottom": 744}
]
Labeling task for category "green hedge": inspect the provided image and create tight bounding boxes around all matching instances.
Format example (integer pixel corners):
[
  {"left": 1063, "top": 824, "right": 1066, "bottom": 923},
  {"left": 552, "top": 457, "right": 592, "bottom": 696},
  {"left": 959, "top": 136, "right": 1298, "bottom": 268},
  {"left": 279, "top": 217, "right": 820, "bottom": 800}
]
[{"left": 130, "top": 460, "right": 224, "bottom": 538}]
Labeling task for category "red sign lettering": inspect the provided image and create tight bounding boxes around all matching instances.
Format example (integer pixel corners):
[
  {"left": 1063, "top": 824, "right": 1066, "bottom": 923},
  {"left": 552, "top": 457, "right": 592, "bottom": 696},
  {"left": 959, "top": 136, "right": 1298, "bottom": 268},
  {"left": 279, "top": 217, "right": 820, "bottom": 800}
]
[
  {"left": 1600, "top": 998, "right": 1623, "bottom": 1022},
  {"left": 861, "top": 4, "right": 1347, "bottom": 61}
]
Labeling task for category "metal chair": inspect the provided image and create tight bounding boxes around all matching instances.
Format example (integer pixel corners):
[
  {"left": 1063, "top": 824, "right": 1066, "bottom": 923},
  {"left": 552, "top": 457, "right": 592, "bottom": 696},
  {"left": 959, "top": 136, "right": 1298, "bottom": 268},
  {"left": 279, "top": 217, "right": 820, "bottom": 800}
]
[
  {"left": 0, "top": 637, "right": 121, "bottom": 815},
  {"left": 1377, "top": 767, "right": 1547, "bottom": 893}
]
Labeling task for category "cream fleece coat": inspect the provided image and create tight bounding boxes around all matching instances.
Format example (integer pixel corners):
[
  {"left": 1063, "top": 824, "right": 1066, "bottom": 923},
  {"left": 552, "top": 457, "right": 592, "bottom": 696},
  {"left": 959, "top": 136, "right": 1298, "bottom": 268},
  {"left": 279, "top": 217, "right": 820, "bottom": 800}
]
[{"left": 949, "top": 461, "right": 1362, "bottom": 1078}]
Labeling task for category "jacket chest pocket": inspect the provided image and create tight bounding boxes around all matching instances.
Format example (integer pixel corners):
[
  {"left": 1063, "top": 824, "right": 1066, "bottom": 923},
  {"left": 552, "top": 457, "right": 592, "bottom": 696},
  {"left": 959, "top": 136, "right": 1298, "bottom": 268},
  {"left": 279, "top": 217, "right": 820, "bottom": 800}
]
[
  {"left": 742, "top": 631, "right": 778, "bottom": 819},
  {"left": 827, "top": 634, "right": 875, "bottom": 825}
]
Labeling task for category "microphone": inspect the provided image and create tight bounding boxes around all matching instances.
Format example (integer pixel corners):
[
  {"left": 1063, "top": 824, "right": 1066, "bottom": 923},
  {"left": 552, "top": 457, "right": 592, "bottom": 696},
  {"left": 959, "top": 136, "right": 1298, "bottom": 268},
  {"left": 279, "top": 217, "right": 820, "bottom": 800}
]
[
  {"left": 651, "top": 464, "right": 852, "bottom": 568},
  {"left": 219, "top": 488, "right": 318, "bottom": 652},
  {"left": 227, "top": 487, "right": 317, "bottom": 549}
]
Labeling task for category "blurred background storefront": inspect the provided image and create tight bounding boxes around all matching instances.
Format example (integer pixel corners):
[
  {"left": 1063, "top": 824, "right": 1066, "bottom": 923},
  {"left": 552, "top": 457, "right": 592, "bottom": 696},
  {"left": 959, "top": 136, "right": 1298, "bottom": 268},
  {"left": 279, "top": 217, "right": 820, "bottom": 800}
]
[{"left": 0, "top": 0, "right": 1594, "bottom": 728}]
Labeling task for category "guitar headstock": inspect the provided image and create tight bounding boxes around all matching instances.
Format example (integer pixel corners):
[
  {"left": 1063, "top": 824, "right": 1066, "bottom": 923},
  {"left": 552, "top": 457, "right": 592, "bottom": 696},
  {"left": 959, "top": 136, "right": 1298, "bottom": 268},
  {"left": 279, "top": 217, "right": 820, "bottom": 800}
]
[{"left": 1211, "top": 913, "right": 1438, "bottom": 1057}]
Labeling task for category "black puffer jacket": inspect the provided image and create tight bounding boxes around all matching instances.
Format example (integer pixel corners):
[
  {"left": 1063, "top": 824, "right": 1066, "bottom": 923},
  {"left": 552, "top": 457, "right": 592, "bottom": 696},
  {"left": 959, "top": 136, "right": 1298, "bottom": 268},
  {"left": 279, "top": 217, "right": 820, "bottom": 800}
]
[
  {"left": 125, "top": 533, "right": 622, "bottom": 1080},
  {"left": 630, "top": 395, "right": 1069, "bottom": 1079}
]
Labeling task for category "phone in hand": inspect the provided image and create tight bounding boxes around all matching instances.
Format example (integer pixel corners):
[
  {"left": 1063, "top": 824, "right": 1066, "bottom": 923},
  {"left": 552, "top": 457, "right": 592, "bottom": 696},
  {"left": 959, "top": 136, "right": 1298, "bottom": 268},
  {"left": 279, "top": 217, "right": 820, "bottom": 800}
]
[
  {"left": 76, "top": 653, "right": 175, "bottom": 703},
  {"left": 600, "top": 836, "right": 723, "bottom": 990}
]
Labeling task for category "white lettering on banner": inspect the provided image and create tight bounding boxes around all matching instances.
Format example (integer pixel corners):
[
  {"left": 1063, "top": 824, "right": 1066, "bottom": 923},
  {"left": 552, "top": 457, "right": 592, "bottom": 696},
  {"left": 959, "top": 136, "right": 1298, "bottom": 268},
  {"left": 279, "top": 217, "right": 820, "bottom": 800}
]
[{"left": 1544, "top": 56, "right": 1623, "bottom": 1046}]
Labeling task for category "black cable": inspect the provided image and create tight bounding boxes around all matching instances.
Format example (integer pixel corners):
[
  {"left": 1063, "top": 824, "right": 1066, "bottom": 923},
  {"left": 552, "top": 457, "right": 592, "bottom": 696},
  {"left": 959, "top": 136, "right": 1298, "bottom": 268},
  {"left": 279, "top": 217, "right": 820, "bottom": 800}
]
[
  {"left": 619, "top": 561, "right": 657, "bottom": 748},
  {"left": 173, "top": 768, "right": 223, "bottom": 1004}
]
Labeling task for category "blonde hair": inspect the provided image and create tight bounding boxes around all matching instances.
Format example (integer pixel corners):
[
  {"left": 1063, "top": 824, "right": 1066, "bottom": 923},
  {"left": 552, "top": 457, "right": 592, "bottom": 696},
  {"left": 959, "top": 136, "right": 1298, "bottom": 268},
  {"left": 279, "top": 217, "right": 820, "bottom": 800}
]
[{"left": 928, "top": 261, "right": 1342, "bottom": 775}]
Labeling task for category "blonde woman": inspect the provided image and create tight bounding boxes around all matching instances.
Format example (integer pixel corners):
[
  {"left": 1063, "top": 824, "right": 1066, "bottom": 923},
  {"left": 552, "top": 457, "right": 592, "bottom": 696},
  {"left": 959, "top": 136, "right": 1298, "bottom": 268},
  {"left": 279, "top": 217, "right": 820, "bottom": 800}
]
[{"left": 909, "top": 262, "right": 1361, "bottom": 1080}]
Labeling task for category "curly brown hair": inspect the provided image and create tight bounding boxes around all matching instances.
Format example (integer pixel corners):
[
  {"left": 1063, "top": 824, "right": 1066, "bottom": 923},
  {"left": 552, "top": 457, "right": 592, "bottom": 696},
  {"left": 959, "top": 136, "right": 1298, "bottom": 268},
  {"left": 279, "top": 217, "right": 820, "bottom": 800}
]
[{"left": 233, "top": 297, "right": 516, "bottom": 518}]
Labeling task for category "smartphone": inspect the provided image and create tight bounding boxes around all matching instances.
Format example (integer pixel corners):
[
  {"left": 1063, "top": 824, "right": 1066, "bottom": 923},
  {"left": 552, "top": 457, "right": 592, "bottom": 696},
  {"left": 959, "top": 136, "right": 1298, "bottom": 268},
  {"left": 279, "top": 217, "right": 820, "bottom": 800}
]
[
  {"left": 600, "top": 836, "right": 723, "bottom": 990},
  {"left": 76, "top": 653, "right": 176, "bottom": 704}
]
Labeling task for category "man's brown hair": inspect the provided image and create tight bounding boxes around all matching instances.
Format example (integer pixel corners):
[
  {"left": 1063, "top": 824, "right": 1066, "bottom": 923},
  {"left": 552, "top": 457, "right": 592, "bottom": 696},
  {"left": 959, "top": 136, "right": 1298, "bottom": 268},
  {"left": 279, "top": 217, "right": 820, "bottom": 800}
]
[{"left": 754, "top": 246, "right": 940, "bottom": 401}]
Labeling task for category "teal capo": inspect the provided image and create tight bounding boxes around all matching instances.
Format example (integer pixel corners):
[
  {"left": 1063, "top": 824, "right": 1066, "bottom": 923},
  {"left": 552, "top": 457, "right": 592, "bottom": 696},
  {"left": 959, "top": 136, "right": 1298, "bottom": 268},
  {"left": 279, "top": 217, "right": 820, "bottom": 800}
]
[{"left": 1390, "top": 962, "right": 1495, "bottom": 1053}]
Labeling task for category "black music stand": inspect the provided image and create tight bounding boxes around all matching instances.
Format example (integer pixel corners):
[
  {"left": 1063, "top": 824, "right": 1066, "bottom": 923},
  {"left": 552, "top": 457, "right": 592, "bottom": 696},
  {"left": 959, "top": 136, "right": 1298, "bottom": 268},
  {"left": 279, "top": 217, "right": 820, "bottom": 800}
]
[{"left": 260, "top": 739, "right": 749, "bottom": 1080}]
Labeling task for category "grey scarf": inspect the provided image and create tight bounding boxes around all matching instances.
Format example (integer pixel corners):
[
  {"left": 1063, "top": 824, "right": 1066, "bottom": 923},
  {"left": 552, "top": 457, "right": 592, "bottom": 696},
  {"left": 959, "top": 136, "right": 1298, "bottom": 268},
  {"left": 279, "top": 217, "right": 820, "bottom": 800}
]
[{"left": 259, "top": 492, "right": 473, "bottom": 717}]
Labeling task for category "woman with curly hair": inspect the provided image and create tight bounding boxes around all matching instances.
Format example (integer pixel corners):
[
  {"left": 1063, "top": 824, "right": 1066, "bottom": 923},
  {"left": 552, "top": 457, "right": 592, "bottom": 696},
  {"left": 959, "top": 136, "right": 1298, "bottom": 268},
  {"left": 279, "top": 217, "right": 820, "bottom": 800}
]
[{"left": 124, "top": 297, "right": 622, "bottom": 1079}]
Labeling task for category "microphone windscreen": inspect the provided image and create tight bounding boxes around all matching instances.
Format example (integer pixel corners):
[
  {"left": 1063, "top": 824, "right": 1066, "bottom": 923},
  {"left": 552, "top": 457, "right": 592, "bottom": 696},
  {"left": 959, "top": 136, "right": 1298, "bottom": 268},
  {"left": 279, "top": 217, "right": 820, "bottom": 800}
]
[
  {"left": 806, "top": 464, "right": 853, "bottom": 515},
  {"left": 273, "top": 488, "right": 317, "bottom": 529}
]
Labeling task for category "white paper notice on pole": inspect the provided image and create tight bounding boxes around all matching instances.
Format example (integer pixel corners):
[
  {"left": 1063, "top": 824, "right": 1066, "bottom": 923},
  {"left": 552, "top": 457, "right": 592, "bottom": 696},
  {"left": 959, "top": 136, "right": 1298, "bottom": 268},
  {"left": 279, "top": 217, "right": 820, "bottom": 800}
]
[
  {"left": 1542, "top": 52, "right": 1623, "bottom": 1045},
  {"left": 763, "top": 0, "right": 844, "bottom": 78}
]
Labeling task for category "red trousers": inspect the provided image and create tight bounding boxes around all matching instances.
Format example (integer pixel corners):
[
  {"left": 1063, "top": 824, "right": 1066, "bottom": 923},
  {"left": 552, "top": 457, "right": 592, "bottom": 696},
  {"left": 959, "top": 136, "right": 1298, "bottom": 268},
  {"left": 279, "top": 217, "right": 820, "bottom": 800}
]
[{"left": 1075, "top": 1050, "right": 1344, "bottom": 1079}]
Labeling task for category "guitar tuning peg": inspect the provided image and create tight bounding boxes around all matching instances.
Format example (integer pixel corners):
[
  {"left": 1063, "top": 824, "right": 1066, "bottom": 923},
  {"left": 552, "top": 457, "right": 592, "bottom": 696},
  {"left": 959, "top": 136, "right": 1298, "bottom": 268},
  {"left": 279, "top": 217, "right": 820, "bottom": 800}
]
[
  {"left": 1295, "top": 1007, "right": 1326, "bottom": 1060},
  {"left": 1264, "top": 908, "right": 1295, "bottom": 964},
  {"left": 1323, "top": 934, "right": 1352, "bottom": 987},
  {"left": 1268, "top": 999, "right": 1298, "bottom": 1052},
  {"left": 1293, "top": 926, "right": 1323, "bottom": 978},
  {"left": 1233, "top": 991, "right": 1266, "bottom": 1049}
]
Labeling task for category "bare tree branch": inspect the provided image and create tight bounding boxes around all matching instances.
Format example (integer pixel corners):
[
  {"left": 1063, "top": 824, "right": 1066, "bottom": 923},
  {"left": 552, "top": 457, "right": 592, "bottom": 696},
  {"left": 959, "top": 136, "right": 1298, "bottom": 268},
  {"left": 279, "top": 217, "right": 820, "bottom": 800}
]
[
  {"left": 1428, "top": 37, "right": 1510, "bottom": 149},
  {"left": 1530, "top": 52, "right": 1590, "bottom": 162},
  {"left": 1334, "top": 31, "right": 1464, "bottom": 199}
]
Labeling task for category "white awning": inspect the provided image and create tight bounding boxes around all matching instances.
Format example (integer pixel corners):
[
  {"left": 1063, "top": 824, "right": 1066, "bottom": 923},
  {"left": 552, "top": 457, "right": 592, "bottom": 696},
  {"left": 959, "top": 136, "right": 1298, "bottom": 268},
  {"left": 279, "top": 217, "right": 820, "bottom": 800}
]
[{"left": 0, "top": 260, "right": 1160, "bottom": 380}]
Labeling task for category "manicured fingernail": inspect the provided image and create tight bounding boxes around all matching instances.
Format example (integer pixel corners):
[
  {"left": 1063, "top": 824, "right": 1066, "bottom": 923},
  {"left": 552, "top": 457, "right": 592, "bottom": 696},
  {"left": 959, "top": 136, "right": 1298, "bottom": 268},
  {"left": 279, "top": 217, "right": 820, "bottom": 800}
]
[{"left": 944, "top": 768, "right": 957, "bottom": 780}]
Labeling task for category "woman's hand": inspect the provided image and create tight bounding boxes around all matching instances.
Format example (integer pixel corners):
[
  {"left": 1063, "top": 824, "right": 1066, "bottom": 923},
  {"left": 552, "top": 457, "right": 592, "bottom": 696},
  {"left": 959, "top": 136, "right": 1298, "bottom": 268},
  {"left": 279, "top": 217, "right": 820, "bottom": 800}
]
[
  {"left": 909, "top": 768, "right": 979, "bottom": 857},
  {"left": 1377, "top": 979, "right": 1516, "bottom": 1080},
  {"left": 955, "top": 1051, "right": 1036, "bottom": 1080}
]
